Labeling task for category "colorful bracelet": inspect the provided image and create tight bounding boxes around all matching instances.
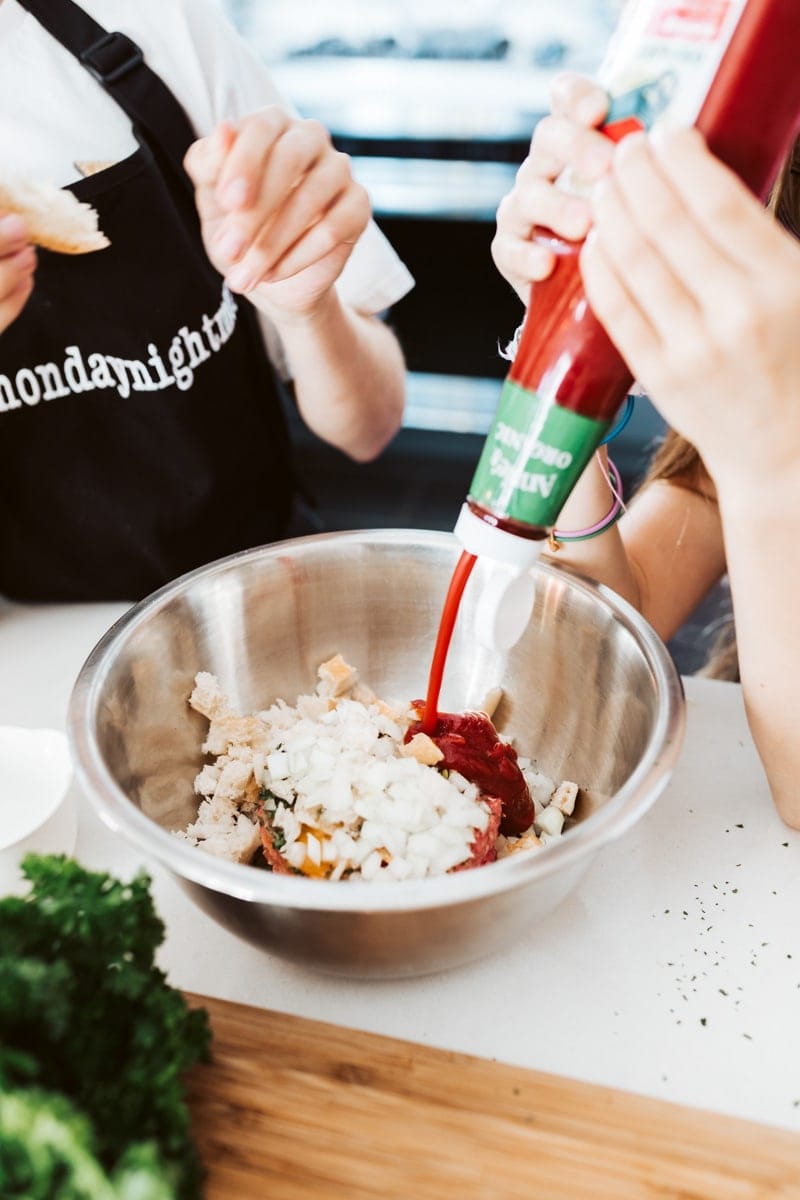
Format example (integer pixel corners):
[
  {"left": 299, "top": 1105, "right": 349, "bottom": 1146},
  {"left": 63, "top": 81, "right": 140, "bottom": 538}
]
[
  {"left": 599, "top": 395, "right": 635, "bottom": 445},
  {"left": 549, "top": 458, "right": 624, "bottom": 549}
]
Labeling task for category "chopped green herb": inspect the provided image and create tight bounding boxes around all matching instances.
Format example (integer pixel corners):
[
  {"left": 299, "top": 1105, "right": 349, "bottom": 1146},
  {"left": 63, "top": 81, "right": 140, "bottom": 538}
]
[{"left": 257, "top": 785, "right": 279, "bottom": 809}]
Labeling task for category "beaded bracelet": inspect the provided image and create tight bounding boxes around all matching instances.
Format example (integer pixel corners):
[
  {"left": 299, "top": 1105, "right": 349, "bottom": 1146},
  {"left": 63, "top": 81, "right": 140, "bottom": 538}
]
[{"left": 548, "top": 458, "right": 624, "bottom": 549}]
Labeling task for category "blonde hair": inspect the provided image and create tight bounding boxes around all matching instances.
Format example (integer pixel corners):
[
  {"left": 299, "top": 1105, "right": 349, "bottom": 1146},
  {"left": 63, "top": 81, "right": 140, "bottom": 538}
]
[{"left": 641, "top": 135, "right": 800, "bottom": 679}]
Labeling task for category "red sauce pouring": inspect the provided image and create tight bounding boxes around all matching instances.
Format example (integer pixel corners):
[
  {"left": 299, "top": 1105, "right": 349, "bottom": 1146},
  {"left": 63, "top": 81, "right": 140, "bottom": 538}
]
[
  {"left": 420, "top": 549, "right": 476, "bottom": 735},
  {"left": 408, "top": 707, "right": 534, "bottom": 838}
]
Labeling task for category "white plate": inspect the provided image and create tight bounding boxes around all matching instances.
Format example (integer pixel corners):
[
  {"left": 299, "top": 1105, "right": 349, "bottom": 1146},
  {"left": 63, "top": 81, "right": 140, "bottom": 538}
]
[{"left": 0, "top": 726, "right": 75, "bottom": 893}]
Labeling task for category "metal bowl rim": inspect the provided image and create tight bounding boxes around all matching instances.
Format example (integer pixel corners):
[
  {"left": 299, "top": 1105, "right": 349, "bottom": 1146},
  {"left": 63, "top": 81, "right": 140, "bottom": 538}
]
[{"left": 68, "top": 528, "right": 686, "bottom": 913}]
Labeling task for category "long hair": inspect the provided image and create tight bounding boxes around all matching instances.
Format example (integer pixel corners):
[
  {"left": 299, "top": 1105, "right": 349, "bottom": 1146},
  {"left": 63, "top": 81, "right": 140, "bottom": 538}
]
[{"left": 641, "top": 134, "right": 800, "bottom": 679}]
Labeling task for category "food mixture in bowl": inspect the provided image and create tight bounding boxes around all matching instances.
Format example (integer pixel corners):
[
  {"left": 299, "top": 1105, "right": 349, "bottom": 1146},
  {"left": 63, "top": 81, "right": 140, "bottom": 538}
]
[{"left": 180, "top": 655, "right": 578, "bottom": 881}]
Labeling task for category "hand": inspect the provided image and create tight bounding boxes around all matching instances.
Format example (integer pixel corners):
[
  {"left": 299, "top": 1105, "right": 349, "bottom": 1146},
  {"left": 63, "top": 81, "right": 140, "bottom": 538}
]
[
  {"left": 492, "top": 73, "right": 614, "bottom": 305},
  {"left": 184, "top": 108, "right": 370, "bottom": 319},
  {"left": 0, "top": 214, "right": 36, "bottom": 334},
  {"left": 579, "top": 126, "right": 800, "bottom": 494}
]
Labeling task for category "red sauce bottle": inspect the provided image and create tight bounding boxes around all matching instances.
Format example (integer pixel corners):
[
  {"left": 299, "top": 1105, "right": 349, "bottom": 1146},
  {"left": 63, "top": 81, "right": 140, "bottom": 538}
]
[{"left": 455, "top": 0, "right": 800, "bottom": 569}]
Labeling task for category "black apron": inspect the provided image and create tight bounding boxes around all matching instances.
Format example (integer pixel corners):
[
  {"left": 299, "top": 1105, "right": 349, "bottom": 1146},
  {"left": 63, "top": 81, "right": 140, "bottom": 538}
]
[{"left": 0, "top": 0, "right": 306, "bottom": 602}]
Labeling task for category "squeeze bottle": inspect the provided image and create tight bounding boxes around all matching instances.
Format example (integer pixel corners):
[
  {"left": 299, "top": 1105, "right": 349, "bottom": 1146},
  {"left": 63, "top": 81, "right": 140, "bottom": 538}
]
[{"left": 455, "top": 0, "right": 800, "bottom": 650}]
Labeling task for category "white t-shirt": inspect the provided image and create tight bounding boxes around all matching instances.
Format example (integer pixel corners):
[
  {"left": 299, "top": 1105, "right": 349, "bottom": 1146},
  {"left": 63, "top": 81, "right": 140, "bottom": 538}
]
[{"left": 0, "top": 0, "right": 414, "bottom": 375}]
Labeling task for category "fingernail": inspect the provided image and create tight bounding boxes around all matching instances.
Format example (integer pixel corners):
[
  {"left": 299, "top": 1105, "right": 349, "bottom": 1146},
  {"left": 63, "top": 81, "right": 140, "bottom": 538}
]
[
  {"left": 220, "top": 178, "right": 249, "bottom": 210},
  {"left": 591, "top": 177, "right": 611, "bottom": 205},
  {"left": 650, "top": 123, "right": 687, "bottom": 151},
  {"left": 215, "top": 227, "right": 245, "bottom": 263},
  {"left": 529, "top": 245, "right": 554, "bottom": 280},
  {"left": 227, "top": 263, "right": 255, "bottom": 292},
  {"left": 564, "top": 198, "right": 591, "bottom": 235},
  {"left": 578, "top": 92, "right": 607, "bottom": 124},
  {"left": 0, "top": 214, "right": 29, "bottom": 243},
  {"left": 618, "top": 130, "right": 648, "bottom": 156},
  {"left": 15, "top": 245, "right": 37, "bottom": 270},
  {"left": 587, "top": 143, "right": 614, "bottom": 174}
]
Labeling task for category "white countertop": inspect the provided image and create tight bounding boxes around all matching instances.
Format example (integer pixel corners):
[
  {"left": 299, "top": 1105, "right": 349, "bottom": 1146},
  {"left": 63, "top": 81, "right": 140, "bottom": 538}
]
[{"left": 1, "top": 599, "right": 798, "bottom": 1133}]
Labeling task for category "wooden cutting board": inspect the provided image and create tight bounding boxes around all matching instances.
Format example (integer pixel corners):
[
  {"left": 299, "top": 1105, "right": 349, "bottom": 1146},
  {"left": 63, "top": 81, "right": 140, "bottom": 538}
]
[{"left": 185, "top": 993, "right": 800, "bottom": 1199}]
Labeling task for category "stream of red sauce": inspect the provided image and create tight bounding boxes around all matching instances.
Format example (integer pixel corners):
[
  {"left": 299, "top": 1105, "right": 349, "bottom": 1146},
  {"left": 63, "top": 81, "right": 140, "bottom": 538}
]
[
  {"left": 416, "top": 548, "right": 534, "bottom": 838},
  {"left": 420, "top": 550, "right": 477, "bottom": 735}
]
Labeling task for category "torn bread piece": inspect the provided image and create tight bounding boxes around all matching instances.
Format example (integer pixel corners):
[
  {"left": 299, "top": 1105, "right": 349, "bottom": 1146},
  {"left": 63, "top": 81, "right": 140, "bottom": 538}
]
[
  {"left": 400, "top": 732, "right": 445, "bottom": 767},
  {"left": 0, "top": 176, "right": 109, "bottom": 254},
  {"left": 316, "top": 653, "right": 359, "bottom": 698}
]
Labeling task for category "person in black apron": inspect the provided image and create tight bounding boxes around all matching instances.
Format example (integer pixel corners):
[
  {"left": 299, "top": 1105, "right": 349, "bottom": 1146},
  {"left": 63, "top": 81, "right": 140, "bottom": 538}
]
[{"left": 0, "top": 0, "right": 408, "bottom": 603}]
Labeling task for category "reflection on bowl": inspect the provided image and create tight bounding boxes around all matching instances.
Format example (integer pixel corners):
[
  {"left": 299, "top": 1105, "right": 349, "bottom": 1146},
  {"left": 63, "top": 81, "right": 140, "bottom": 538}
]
[
  {"left": 68, "top": 530, "right": 685, "bottom": 978},
  {"left": 0, "top": 726, "right": 76, "bottom": 894}
]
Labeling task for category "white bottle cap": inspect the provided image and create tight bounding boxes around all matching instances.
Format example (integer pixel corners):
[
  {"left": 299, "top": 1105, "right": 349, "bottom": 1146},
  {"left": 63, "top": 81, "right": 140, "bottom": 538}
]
[
  {"left": 453, "top": 503, "right": 546, "bottom": 652},
  {"left": 453, "top": 503, "right": 545, "bottom": 568}
]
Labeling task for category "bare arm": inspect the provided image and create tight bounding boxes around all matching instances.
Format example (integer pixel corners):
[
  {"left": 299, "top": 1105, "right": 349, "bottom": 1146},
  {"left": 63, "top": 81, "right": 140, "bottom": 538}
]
[
  {"left": 580, "top": 127, "right": 800, "bottom": 827},
  {"left": 716, "top": 481, "right": 800, "bottom": 826},
  {"left": 549, "top": 456, "right": 726, "bottom": 642},
  {"left": 259, "top": 290, "right": 405, "bottom": 464},
  {"left": 493, "top": 75, "right": 800, "bottom": 825},
  {"left": 185, "top": 111, "right": 406, "bottom": 462}
]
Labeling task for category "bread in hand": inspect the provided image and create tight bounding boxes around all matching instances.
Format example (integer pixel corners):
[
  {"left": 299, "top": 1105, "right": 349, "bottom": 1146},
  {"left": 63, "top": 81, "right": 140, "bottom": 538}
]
[{"left": 0, "top": 176, "right": 110, "bottom": 254}]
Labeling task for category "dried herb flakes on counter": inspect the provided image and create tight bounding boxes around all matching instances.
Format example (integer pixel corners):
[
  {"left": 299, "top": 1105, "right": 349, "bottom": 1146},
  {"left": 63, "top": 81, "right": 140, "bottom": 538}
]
[{"left": 0, "top": 854, "right": 210, "bottom": 1199}]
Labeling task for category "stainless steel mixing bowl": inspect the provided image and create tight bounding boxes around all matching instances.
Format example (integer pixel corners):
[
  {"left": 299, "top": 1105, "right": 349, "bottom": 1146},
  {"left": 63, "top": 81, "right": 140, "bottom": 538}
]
[{"left": 68, "top": 529, "right": 685, "bottom": 978}]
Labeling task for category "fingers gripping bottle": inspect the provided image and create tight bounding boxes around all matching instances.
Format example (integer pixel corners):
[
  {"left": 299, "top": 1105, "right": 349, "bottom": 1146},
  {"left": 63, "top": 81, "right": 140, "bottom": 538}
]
[{"left": 455, "top": 0, "right": 800, "bottom": 652}]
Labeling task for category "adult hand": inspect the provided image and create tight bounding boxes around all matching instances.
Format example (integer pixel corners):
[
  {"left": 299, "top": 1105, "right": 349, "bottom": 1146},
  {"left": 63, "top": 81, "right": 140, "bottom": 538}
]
[
  {"left": 580, "top": 126, "right": 800, "bottom": 494},
  {"left": 184, "top": 108, "right": 370, "bottom": 318},
  {"left": 492, "top": 73, "right": 613, "bottom": 305},
  {"left": 0, "top": 214, "right": 36, "bottom": 334}
]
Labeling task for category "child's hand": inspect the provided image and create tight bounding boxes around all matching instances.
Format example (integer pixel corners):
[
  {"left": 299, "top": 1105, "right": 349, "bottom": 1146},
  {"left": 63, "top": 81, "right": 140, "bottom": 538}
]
[
  {"left": 580, "top": 126, "right": 800, "bottom": 496},
  {"left": 0, "top": 214, "right": 36, "bottom": 334},
  {"left": 492, "top": 73, "right": 613, "bottom": 305},
  {"left": 184, "top": 109, "right": 370, "bottom": 318}
]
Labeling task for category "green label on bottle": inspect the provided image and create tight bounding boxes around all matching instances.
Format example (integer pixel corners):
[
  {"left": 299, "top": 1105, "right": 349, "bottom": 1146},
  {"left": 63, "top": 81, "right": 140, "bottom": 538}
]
[{"left": 469, "top": 379, "right": 611, "bottom": 527}]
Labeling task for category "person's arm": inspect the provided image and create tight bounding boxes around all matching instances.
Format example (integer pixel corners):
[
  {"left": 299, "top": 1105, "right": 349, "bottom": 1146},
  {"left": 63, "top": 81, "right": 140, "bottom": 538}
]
[
  {"left": 580, "top": 125, "right": 800, "bottom": 827},
  {"left": 493, "top": 74, "right": 800, "bottom": 824},
  {"left": 550, "top": 453, "right": 726, "bottom": 641},
  {"left": 715, "top": 479, "right": 800, "bottom": 826},
  {"left": 259, "top": 290, "right": 405, "bottom": 463},
  {"left": 184, "top": 112, "right": 406, "bottom": 462}
]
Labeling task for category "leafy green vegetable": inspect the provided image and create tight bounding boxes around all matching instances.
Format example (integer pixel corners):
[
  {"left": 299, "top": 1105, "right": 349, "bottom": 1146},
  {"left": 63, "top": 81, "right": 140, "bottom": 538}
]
[
  {"left": 0, "top": 1089, "right": 173, "bottom": 1199},
  {"left": 0, "top": 855, "right": 210, "bottom": 1199}
]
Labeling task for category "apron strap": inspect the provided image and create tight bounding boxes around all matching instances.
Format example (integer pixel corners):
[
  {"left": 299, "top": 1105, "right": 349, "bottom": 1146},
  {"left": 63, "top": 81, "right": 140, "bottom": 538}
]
[{"left": 15, "top": 0, "right": 199, "bottom": 194}]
